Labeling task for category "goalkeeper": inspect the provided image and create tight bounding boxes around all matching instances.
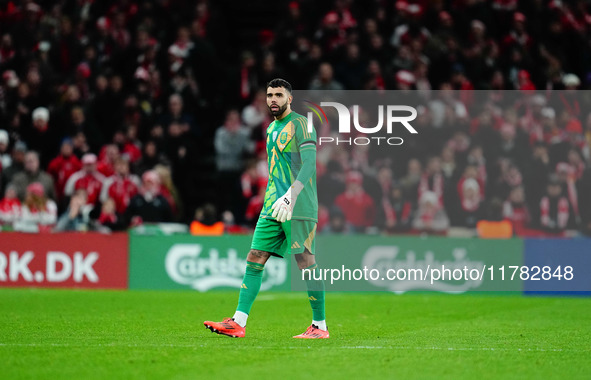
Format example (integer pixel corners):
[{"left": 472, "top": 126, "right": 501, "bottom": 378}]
[{"left": 204, "top": 79, "right": 327, "bottom": 339}]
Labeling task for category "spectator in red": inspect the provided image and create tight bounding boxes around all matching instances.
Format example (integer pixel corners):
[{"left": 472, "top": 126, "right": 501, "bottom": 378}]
[
  {"left": 112, "top": 130, "right": 142, "bottom": 163},
  {"left": 241, "top": 160, "right": 264, "bottom": 201},
  {"left": 528, "top": 107, "right": 555, "bottom": 145},
  {"left": 245, "top": 178, "right": 267, "bottom": 225},
  {"left": 503, "top": 185, "right": 530, "bottom": 235},
  {"left": 450, "top": 66, "right": 475, "bottom": 106},
  {"left": 316, "top": 4, "right": 354, "bottom": 52},
  {"left": 380, "top": 184, "right": 413, "bottom": 233},
  {"left": 456, "top": 178, "right": 485, "bottom": 228},
  {"left": 0, "top": 184, "right": 21, "bottom": 227},
  {"left": 14, "top": 182, "right": 57, "bottom": 233},
  {"left": 47, "top": 138, "right": 82, "bottom": 202},
  {"left": 168, "top": 26, "right": 194, "bottom": 66},
  {"left": 539, "top": 175, "right": 570, "bottom": 234},
  {"left": 466, "top": 145, "right": 487, "bottom": 184},
  {"left": 390, "top": 3, "right": 430, "bottom": 48},
  {"left": 364, "top": 59, "right": 387, "bottom": 91},
  {"left": 394, "top": 69, "right": 415, "bottom": 90},
  {"left": 97, "top": 144, "right": 121, "bottom": 177},
  {"left": 502, "top": 12, "right": 533, "bottom": 54},
  {"left": 514, "top": 69, "right": 535, "bottom": 92},
  {"left": 233, "top": 51, "right": 258, "bottom": 105},
  {"left": 100, "top": 157, "right": 140, "bottom": 215},
  {"left": 324, "top": 0, "right": 357, "bottom": 32},
  {"left": 96, "top": 197, "right": 126, "bottom": 232},
  {"left": 167, "top": 35, "right": 191, "bottom": 77},
  {"left": 74, "top": 62, "right": 92, "bottom": 101},
  {"left": 412, "top": 190, "right": 450, "bottom": 233},
  {"left": 556, "top": 74, "right": 582, "bottom": 118},
  {"left": 334, "top": 171, "right": 375, "bottom": 231},
  {"left": 563, "top": 116, "right": 586, "bottom": 150},
  {"left": 64, "top": 153, "right": 106, "bottom": 205},
  {"left": 457, "top": 165, "right": 486, "bottom": 200}
]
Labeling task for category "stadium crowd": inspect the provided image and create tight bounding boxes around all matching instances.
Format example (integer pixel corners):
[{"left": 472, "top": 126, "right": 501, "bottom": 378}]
[{"left": 0, "top": 0, "right": 591, "bottom": 236}]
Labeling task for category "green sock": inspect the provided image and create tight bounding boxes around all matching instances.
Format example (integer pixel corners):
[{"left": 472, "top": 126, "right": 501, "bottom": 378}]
[
  {"left": 236, "top": 261, "right": 264, "bottom": 315},
  {"left": 304, "top": 264, "right": 325, "bottom": 321}
]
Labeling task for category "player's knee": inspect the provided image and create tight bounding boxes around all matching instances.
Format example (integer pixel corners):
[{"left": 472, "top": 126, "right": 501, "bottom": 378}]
[
  {"left": 247, "top": 249, "right": 271, "bottom": 264},
  {"left": 295, "top": 250, "right": 315, "bottom": 270}
]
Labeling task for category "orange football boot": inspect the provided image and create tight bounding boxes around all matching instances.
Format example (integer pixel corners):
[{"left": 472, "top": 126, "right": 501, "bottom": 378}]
[
  {"left": 293, "top": 324, "right": 329, "bottom": 339},
  {"left": 204, "top": 318, "right": 245, "bottom": 338}
]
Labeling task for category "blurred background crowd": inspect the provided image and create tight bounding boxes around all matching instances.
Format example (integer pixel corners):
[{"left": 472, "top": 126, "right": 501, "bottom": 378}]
[{"left": 0, "top": 0, "right": 591, "bottom": 236}]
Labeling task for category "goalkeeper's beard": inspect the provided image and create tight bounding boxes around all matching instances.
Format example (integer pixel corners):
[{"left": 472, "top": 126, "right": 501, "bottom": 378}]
[{"left": 269, "top": 101, "right": 288, "bottom": 117}]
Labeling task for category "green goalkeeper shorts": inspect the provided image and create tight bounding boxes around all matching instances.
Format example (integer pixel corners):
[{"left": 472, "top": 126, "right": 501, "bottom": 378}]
[{"left": 250, "top": 217, "right": 317, "bottom": 257}]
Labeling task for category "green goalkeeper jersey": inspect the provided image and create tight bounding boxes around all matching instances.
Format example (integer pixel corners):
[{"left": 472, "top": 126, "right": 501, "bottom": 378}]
[{"left": 260, "top": 110, "right": 318, "bottom": 222}]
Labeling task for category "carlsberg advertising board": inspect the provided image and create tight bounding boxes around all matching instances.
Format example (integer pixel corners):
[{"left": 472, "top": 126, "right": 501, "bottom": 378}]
[
  {"left": 129, "top": 235, "right": 289, "bottom": 291},
  {"left": 293, "top": 236, "right": 524, "bottom": 292},
  {"left": 129, "top": 235, "right": 524, "bottom": 293}
]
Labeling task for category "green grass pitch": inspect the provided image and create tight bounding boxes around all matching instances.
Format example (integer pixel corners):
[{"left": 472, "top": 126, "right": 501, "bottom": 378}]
[{"left": 1, "top": 289, "right": 590, "bottom": 379}]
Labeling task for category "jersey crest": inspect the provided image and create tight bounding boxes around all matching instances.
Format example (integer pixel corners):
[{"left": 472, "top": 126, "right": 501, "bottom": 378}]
[{"left": 276, "top": 122, "right": 294, "bottom": 151}]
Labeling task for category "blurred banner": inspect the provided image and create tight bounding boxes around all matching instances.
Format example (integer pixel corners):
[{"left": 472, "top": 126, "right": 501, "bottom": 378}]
[
  {"left": 2, "top": 233, "right": 588, "bottom": 294},
  {"left": 129, "top": 235, "right": 289, "bottom": 291},
  {"left": 524, "top": 238, "right": 591, "bottom": 294},
  {"left": 0, "top": 233, "right": 128, "bottom": 289},
  {"left": 292, "top": 236, "right": 524, "bottom": 293}
]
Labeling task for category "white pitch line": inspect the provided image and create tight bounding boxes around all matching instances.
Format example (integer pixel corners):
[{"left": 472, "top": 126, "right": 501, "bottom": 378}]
[
  {"left": 0, "top": 343, "right": 576, "bottom": 352},
  {"left": 340, "top": 346, "right": 568, "bottom": 352}
]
